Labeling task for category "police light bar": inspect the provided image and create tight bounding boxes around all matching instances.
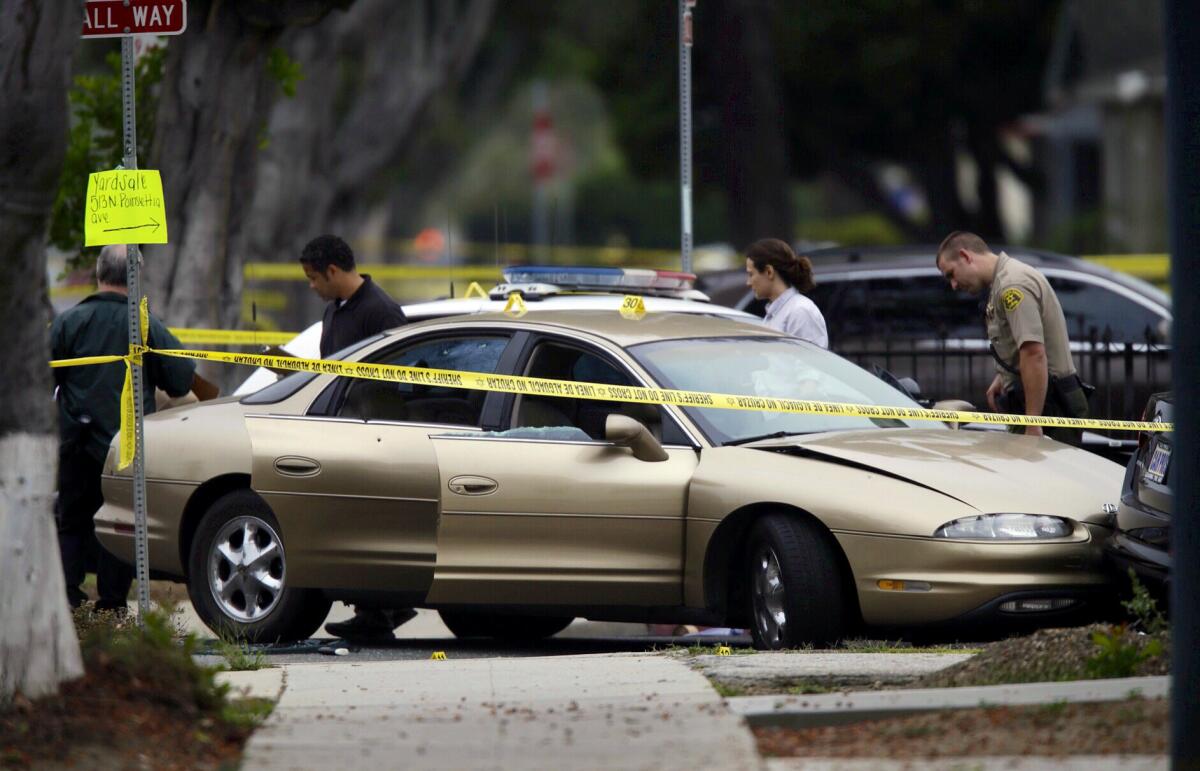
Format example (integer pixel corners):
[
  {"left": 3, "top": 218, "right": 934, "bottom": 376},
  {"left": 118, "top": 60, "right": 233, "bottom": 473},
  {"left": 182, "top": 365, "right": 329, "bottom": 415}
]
[{"left": 494, "top": 266, "right": 698, "bottom": 298}]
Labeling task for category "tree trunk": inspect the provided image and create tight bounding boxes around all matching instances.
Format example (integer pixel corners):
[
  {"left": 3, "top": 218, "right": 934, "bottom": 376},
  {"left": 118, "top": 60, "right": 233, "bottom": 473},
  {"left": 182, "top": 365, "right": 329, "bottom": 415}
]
[
  {"left": 147, "top": 0, "right": 491, "bottom": 386},
  {"left": 145, "top": 0, "right": 349, "bottom": 388},
  {"left": 966, "top": 120, "right": 1006, "bottom": 241},
  {"left": 245, "top": 0, "right": 496, "bottom": 269},
  {"left": 0, "top": 0, "right": 85, "bottom": 702},
  {"left": 708, "top": 0, "right": 794, "bottom": 249},
  {"left": 918, "top": 123, "right": 970, "bottom": 240}
]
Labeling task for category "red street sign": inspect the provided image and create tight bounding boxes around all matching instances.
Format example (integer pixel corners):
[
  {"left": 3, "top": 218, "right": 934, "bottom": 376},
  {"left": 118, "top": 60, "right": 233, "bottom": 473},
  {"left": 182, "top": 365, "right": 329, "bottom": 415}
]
[{"left": 82, "top": 0, "right": 187, "bottom": 38}]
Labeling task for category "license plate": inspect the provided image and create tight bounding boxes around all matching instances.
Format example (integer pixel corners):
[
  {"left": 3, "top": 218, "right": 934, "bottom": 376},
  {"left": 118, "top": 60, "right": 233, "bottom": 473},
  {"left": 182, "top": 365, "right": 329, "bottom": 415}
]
[{"left": 1144, "top": 442, "right": 1171, "bottom": 484}]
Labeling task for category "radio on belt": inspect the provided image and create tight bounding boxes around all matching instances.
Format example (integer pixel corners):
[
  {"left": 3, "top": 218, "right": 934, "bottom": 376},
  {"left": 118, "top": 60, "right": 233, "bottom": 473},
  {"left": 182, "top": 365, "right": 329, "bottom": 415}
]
[{"left": 489, "top": 266, "right": 708, "bottom": 301}]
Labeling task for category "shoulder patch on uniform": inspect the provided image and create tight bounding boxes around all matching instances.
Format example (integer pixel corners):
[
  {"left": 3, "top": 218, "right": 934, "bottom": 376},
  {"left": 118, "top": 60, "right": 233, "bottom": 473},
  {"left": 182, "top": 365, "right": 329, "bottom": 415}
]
[{"left": 1000, "top": 287, "right": 1024, "bottom": 312}]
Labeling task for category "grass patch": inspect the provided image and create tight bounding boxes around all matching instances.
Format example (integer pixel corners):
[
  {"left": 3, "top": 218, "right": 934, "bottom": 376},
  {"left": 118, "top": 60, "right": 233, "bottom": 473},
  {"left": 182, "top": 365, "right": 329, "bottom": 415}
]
[
  {"left": 784, "top": 680, "right": 835, "bottom": 695},
  {"left": 837, "top": 638, "right": 982, "bottom": 655},
  {"left": 221, "top": 697, "right": 275, "bottom": 730},
  {"left": 213, "top": 637, "right": 269, "bottom": 672},
  {"left": 658, "top": 643, "right": 758, "bottom": 656},
  {"left": 711, "top": 682, "right": 746, "bottom": 698}
]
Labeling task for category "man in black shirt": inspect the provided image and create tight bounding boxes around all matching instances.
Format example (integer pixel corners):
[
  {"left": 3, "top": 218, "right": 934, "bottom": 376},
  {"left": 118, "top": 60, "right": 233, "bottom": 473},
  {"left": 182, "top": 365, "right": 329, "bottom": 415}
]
[
  {"left": 299, "top": 235, "right": 414, "bottom": 641},
  {"left": 301, "top": 234, "right": 408, "bottom": 357}
]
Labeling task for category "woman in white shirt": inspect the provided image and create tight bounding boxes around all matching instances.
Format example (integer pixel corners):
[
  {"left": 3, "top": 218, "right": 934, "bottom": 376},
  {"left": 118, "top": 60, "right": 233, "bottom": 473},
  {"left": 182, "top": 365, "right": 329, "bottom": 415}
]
[{"left": 745, "top": 238, "right": 829, "bottom": 347}]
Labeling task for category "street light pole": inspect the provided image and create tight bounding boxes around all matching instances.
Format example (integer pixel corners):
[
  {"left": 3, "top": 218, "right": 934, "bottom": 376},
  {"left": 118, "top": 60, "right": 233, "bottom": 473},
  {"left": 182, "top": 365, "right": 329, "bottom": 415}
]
[
  {"left": 1163, "top": 0, "right": 1199, "bottom": 767},
  {"left": 679, "top": 0, "right": 695, "bottom": 274}
]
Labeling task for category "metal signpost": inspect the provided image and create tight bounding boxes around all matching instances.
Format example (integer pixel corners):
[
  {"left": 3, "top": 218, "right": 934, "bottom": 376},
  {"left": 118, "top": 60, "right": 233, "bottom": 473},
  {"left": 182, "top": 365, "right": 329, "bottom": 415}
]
[
  {"left": 82, "top": 0, "right": 187, "bottom": 622},
  {"left": 678, "top": 1, "right": 695, "bottom": 274},
  {"left": 1164, "top": 1, "right": 1198, "bottom": 765}
]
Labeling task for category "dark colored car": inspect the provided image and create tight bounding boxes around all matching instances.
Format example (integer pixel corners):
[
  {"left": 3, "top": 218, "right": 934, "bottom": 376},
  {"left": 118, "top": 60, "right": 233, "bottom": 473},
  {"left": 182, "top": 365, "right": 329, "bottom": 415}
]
[
  {"left": 1105, "top": 392, "right": 1173, "bottom": 604},
  {"left": 698, "top": 245, "right": 1173, "bottom": 459}
]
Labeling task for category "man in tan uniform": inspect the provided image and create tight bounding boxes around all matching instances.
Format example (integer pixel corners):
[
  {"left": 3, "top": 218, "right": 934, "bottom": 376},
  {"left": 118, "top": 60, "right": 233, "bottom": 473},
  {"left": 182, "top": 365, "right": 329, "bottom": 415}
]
[{"left": 936, "top": 231, "right": 1089, "bottom": 445}]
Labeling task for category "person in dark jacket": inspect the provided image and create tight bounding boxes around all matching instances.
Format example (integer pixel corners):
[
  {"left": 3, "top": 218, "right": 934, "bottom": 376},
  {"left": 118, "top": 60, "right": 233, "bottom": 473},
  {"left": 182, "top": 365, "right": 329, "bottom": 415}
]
[
  {"left": 51, "top": 244, "right": 202, "bottom": 611},
  {"left": 299, "top": 234, "right": 414, "bottom": 641},
  {"left": 300, "top": 234, "right": 408, "bottom": 358}
]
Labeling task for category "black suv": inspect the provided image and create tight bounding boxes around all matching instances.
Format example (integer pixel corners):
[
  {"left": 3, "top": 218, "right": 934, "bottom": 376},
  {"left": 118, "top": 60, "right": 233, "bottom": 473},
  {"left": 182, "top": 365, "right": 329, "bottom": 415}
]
[{"left": 698, "top": 245, "right": 1172, "bottom": 454}]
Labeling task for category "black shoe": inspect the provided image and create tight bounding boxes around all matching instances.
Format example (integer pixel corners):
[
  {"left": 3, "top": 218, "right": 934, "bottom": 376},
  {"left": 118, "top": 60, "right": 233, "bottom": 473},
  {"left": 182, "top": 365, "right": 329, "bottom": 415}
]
[
  {"left": 324, "top": 608, "right": 398, "bottom": 641},
  {"left": 93, "top": 600, "right": 130, "bottom": 616},
  {"left": 67, "top": 588, "right": 89, "bottom": 609},
  {"left": 388, "top": 608, "right": 418, "bottom": 630}
]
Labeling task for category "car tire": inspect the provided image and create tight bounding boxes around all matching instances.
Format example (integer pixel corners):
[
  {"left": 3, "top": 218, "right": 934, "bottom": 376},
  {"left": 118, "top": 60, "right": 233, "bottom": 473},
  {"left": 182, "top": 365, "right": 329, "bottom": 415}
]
[
  {"left": 745, "top": 513, "right": 848, "bottom": 650},
  {"left": 438, "top": 610, "right": 574, "bottom": 641},
  {"left": 187, "top": 489, "right": 330, "bottom": 643}
]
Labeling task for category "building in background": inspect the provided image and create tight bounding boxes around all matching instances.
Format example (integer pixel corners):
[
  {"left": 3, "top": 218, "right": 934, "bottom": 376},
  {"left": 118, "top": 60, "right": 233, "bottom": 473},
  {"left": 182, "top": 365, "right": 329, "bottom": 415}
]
[{"left": 1030, "top": 0, "right": 1166, "bottom": 253}]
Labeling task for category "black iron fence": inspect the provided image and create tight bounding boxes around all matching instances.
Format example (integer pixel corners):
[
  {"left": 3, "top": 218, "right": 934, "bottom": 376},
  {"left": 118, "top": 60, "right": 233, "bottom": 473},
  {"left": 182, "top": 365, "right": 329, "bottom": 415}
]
[{"left": 833, "top": 327, "right": 1171, "bottom": 431}]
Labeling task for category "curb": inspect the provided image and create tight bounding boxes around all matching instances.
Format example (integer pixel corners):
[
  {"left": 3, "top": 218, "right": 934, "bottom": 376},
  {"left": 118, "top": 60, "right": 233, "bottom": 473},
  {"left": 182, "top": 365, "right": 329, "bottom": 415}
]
[{"left": 728, "top": 675, "right": 1168, "bottom": 728}]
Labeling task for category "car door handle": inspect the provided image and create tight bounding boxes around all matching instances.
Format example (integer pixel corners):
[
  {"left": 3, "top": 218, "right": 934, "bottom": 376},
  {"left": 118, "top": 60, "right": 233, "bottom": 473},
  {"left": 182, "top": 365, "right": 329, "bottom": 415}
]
[
  {"left": 274, "top": 456, "right": 321, "bottom": 477},
  {"left": 447, "top": 475, "right": 498, "bottom": 496}
]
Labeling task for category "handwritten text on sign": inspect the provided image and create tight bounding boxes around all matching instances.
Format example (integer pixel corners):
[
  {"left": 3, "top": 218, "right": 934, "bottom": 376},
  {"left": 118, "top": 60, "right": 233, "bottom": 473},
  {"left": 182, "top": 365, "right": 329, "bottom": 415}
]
[{"left": 84, "top": 170, "right": 169, "bottom": 247}]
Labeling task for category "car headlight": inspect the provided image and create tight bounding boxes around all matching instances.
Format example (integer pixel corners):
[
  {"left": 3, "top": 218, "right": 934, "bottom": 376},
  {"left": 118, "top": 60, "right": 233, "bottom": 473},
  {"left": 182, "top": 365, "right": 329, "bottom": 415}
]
[{"left": 933, "top": 513, "right": 1074, "bottom": 540}]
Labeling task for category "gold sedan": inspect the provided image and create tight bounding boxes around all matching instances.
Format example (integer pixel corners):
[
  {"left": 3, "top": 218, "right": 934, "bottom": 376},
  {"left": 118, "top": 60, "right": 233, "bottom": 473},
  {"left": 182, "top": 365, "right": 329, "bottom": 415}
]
[{"left": 97, "top": 311, "right": 1123, "bottom": 648}]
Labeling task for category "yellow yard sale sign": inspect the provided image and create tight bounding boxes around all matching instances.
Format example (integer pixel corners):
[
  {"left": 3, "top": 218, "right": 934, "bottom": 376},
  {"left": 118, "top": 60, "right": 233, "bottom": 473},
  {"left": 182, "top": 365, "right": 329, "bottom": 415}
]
[{"left": 84, "top": 170, "right": 168, "bottom": 246}]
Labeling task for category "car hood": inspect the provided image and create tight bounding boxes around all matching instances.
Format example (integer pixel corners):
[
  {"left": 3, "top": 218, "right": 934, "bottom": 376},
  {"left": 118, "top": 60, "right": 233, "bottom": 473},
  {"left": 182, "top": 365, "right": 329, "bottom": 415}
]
[{"left": 750, "top": 428, "right": 1123, "bottom": 522}]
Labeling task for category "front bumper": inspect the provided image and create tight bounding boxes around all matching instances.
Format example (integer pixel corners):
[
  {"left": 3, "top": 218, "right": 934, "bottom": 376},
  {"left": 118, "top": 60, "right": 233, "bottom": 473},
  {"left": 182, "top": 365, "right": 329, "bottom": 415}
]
[
  {"left": 836, "top": 524, "right": 1113, "bottom": 627},
  {"left": 1104, "top": 532, "right": 1170, "bottom": 592}
]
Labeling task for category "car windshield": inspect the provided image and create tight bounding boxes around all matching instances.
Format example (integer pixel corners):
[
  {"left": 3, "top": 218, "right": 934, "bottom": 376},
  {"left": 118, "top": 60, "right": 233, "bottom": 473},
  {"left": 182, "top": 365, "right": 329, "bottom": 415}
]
[{"left": 629, "top": 336, "right": 943, "bottom": 444}]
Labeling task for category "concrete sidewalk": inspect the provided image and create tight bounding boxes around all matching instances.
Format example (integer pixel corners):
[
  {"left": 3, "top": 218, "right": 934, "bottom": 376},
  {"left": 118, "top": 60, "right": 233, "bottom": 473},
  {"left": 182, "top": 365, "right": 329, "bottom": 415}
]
[{"left": 228, "top": 653, "right": 763, "bottom": 771}]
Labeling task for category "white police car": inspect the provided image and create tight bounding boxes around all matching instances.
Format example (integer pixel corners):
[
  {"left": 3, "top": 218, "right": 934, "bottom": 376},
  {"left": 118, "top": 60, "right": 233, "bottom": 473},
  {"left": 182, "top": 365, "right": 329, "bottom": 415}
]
[{"left": 234, "top": 266, "right": 760, "bottom": 395}]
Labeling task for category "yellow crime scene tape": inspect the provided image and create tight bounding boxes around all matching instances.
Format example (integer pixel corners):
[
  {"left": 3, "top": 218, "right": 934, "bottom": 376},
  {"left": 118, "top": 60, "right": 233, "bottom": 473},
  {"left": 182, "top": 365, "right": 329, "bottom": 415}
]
[
  {"left": 243, "top": 263, "right": 505, "bottom": 281},
  {"left": 147, "top": 347, "right": 1174, "bottom": 435},
  {"left": 167, "top": 328, "right": 297, "bottom": 345},
  {"left": 48, "top": 300, "right": 1173, "bottom": 472}
]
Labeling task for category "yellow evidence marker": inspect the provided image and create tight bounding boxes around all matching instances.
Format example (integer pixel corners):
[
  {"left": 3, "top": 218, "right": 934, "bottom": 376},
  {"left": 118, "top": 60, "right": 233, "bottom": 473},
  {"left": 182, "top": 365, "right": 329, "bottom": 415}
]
[
  {"left": 619, "top": 294, "right": 647, "bottom": 320},
  {"left": 431, "top": 651, "right": 448, "bottom": 660},
  {"left": 503, "top": 292, "right": 528, "bottom": 318}
]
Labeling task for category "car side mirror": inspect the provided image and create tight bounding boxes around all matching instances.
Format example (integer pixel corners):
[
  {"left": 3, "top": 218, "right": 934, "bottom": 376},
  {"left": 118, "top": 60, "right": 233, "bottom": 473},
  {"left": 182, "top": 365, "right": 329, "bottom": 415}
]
[
  {"left": 605, "top": 414, "right": 669, "bottom": 462},
  {"left": 932, "top": 399, "right": 976, "bottom": 430}
]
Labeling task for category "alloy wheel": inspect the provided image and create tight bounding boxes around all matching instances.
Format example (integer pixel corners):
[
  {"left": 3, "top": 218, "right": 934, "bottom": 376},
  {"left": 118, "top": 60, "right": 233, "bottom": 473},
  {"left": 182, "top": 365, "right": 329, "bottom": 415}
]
[
  {"left": 751, "top": 545, "right": 787, "bottom": 647},
  {"left": 207, "top": 515, "right": 286, "bottom": 623}
]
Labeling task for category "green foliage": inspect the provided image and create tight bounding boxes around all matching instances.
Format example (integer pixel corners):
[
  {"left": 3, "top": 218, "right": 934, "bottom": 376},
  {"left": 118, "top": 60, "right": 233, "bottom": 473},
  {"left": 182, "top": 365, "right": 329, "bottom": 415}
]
[
  {"left": 710, "top": 681, "right": 745, "bottom": 698},
  {"left": 837, "top": 638, "right": 982, "bottom": 655},
  {"left": 571, "top": 168, "right": 729, "bottom": 249},
  {"left": 221, "top": 697, "right": 275, "bottom": 730},
  {"left": 49, "top": 47, "right": 165, "bottom": 274},
  {"left": 1085, "top": 624, "right": 1163, "bottom": 680},
  {"left": 1121, "top": 569, "right": 1169, "bottom": 636},
  {"left": 78, "top": 606, "right": 232, "bottom": 715},
  {"left": 1035, "top": 699, "right": 1070, "bottom": 717},
  {"left": 267, "top": 47, "right": 305, "bottom": 98},
  {"left": 213, "top": 637, "right": 269, "bottom": 672},
  {"left": 1043, "top": 209, "right": 1107, "bottom": 255},
  {"left": 796, "top": 214, "right": 906, "bottom": 247}
]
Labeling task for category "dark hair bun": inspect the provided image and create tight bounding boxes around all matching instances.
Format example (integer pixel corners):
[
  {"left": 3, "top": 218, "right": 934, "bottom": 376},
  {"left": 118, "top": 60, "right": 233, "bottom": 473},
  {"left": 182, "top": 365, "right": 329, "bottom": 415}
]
[{"left": 746, "top": 238, "right": 815, "bottom": 293}]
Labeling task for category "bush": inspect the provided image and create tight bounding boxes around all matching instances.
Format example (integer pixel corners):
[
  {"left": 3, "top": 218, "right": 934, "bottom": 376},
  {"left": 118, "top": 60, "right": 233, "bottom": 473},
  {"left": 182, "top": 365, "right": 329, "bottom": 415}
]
[
  {"left": 1085, "top": 624, "right": 1163, "bottom": 680},
  {"left": 1121, "top": 569, "right": 1169, "bottom": 636},
  {"left": 77, "top": 606, "right": 229, "bottom": 715}
]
